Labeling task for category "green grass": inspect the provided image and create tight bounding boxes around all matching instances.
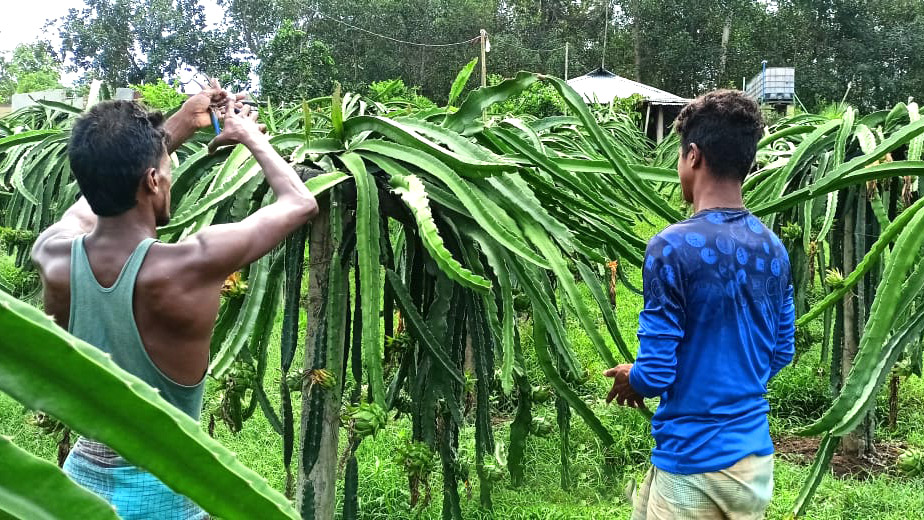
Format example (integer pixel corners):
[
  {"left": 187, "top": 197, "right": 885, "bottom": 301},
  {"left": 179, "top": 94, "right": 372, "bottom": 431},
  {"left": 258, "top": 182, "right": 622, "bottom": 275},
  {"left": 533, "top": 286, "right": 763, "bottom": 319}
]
[
  {"left": 0, "top": 253, "right": 38, "bottom": 298},
  {"left": 2, "top": 233, "right": 924, "bottom": 518}
]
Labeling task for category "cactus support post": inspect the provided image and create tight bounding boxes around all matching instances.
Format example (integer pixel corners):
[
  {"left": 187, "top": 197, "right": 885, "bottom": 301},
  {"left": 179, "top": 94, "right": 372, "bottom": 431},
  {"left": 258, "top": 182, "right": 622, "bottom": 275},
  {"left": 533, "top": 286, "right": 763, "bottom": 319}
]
[{"left": 296, "top": 196, "right": 343, "bottom": 519}]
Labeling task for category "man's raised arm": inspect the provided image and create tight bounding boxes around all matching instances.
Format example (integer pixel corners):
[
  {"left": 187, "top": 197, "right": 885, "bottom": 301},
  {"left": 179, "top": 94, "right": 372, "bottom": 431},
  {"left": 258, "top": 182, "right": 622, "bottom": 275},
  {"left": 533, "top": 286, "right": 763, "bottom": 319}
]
[{"left": 178, "top": 101, "right": 318, "bottom": 284}]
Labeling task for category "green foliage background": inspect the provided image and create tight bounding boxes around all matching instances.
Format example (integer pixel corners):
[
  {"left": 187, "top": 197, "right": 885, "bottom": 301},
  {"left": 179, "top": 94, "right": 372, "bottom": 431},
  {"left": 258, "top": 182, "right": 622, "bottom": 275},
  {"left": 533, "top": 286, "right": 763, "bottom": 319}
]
[
  {"left": 131, "top": 79, "right": 188, "bottom": 111},
  {"left": 0, "top": 42, "right": 63, "bottom": 104},
  {"left": 0, "top": 0, "right": 914, "bottom": 112},
  {"left": 257, "top": 20, "right": 338, "bottom": 103}
]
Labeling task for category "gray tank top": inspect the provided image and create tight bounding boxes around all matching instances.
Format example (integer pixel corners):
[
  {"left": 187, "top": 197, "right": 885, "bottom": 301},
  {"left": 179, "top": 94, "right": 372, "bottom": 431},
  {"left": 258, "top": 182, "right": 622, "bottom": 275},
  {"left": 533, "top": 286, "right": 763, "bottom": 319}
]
[{"left": 69, "top": 235, "right": 205, "bottom": 420}]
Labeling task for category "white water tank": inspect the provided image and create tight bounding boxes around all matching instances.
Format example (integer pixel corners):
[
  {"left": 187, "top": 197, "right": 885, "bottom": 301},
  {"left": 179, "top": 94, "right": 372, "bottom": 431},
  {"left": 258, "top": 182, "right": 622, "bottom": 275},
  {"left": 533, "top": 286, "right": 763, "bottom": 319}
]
[{"left": 746, "top": 67, "right": 795, "bottom": 104}]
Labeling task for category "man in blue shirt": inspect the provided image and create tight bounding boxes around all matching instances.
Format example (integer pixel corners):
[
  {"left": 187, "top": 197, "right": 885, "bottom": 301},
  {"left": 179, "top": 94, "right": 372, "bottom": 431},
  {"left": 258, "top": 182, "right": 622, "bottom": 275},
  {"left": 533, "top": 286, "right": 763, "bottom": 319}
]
[{"left": 605, "top": 90, "right": 795, "bottom": 519}]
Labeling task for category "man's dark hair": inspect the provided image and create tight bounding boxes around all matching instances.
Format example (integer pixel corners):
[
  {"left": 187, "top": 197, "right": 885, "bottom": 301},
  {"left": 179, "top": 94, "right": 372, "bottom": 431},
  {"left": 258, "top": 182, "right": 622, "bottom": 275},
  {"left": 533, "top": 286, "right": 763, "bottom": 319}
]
[
  {"left": 68, "top": 101, "right": 167, "bottom": 216},
  {"left": 674, "top": 90, "right": 764, "bottom": 182}
]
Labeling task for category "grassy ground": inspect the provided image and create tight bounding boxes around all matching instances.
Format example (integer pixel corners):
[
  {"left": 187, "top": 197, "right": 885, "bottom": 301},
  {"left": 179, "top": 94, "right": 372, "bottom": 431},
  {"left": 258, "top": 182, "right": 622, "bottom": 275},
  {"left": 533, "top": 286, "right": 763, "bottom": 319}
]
[{"left": 2, "top": 229, "right": 924, "bottom": 519}]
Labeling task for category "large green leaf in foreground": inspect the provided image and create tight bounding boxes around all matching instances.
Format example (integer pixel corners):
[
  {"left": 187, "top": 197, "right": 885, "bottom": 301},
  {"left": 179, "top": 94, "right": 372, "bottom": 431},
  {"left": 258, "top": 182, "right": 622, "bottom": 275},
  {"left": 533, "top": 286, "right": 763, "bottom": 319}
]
[
  {"left": 0, "top": 290, "right": 298, "bottom": 520},
  {"left": 0, "top": 435, "right": 119, "bottom": 520}
]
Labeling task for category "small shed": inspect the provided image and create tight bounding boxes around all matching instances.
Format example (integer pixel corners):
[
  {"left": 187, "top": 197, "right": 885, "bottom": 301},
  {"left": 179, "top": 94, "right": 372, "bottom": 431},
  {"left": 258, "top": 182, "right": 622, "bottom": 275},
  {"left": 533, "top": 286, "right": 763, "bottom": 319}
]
[{"left": 566, "top": 67, "right": 689, "bottom": 142}]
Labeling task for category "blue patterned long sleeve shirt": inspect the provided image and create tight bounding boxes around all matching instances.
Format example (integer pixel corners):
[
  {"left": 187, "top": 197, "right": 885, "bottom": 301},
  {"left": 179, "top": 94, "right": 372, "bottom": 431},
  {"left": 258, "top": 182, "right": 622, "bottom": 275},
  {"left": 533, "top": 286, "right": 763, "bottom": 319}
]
[{"left": 629, "top": 208, "right": 795, "bottom": 474}]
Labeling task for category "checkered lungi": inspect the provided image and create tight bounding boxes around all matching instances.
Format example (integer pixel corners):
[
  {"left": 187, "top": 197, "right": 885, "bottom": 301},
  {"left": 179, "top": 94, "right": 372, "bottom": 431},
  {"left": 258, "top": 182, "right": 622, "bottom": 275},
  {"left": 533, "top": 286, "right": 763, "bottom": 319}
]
[
  {"left": 62, "top": 437, "right": 207, "bottom": 520},
  {"left": 632, "top": 454, "right": 774, "bottom": 520}
]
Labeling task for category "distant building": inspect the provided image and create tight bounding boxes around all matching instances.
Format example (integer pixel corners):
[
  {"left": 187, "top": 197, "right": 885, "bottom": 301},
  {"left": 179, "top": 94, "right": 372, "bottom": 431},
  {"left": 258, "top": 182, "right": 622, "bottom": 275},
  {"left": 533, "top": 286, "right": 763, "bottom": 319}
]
[
  {"left": 9, "top": 85, "right": 136, "bottom": 112},
  {"left": 11, "top": 89, "right": 85, "bottom": 111},
  {"left": 566, "top": 67, "right": 689, "bottom": 143}
]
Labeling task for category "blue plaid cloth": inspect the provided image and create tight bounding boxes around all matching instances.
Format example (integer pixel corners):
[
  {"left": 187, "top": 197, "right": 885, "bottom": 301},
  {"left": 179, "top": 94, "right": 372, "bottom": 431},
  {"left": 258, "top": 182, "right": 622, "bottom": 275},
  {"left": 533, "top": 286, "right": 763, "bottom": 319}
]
[{"left": 63, "top": 438, "right": 207, "bottom": 520}]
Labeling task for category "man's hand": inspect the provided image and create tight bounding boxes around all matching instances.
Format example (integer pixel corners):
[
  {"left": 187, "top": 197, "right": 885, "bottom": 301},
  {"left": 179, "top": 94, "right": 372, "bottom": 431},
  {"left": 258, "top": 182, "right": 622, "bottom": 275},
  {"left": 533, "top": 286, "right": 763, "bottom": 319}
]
[
  {"left": 207, "top": 101, "right": 268, "bottom": 154},
  {"left": 180, "top": 78, "right": 242, "bottom": 130},
  {"left": 164, "top": 78, "right": 244, "bottom": 153},
  {"left": 604, "top": 364, "right": 645, "bottom": 408}
]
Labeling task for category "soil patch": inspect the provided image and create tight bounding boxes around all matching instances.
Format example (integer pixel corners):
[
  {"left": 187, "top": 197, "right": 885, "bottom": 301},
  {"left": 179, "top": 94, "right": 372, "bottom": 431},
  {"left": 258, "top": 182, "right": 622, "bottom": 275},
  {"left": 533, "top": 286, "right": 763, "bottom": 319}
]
[{"left": 774, "top": 435, "right": 908, "bottom": 479}]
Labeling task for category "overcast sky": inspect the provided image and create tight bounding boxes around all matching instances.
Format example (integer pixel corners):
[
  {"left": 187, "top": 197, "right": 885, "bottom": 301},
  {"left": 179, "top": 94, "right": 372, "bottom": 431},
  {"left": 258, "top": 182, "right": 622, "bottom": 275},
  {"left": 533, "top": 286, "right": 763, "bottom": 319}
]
[{"left": 0, "top": 0, "right": 225, "bottom": 56}]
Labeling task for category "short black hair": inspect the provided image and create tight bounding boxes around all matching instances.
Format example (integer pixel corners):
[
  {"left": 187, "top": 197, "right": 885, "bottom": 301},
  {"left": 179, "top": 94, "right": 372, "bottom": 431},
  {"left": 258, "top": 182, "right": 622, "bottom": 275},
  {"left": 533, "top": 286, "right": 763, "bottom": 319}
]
[
  {"left": 674, "top": 90, "right": 763, "bottom": 182},
  {"left": 68, "top": 101, "right": 167, "bottom": 216}
]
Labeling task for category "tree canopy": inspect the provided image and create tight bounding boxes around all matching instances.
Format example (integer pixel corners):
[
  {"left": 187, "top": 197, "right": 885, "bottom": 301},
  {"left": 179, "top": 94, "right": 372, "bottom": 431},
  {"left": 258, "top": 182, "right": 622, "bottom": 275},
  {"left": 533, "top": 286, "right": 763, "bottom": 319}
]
[
  {"left": 22, "top": 0, "right": 924, "bottom": 112},
  {"left": 55, "top": 0, "right": 250, "bottom": 89},
  {"left": 234, "top": 0, "right": 924, "bottom": 111},
  {"left": 0, "top": 42, "right": 62, "bottom": 103},
  {"left": 256, "top": 20, "right": 338, "bottom": 103}
]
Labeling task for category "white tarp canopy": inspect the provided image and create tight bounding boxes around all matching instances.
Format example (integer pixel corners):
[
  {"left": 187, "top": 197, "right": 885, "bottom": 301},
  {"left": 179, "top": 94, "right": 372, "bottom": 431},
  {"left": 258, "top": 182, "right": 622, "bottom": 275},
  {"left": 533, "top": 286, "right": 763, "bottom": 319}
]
[{"left": 566, "top": 67, "right": 688, "bottom": 106}]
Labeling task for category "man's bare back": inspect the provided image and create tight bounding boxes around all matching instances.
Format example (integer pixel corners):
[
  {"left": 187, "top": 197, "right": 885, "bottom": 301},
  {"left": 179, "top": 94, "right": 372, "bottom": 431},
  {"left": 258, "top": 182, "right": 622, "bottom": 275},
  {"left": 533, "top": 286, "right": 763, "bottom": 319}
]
[{"left": 37, "top": 230, "right": 226, "bottom": 385}]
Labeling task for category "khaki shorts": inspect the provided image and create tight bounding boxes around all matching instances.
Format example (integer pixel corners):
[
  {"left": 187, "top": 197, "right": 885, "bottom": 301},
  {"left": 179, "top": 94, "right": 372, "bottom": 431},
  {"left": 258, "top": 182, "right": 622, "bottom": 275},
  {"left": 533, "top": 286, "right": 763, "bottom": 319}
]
[{"left": 631, "top": 454, "right": 774, "bottom": 520}]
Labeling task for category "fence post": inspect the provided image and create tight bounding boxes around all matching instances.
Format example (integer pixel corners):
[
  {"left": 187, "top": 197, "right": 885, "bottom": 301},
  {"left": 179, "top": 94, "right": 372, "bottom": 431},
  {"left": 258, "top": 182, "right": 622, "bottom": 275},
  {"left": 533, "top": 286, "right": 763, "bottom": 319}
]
[
  {"left": 564, "top": 42, "right": 569, "bottom": 80},
  {"left": 480, "top": 29, "right": 488, "bottom": 121}
]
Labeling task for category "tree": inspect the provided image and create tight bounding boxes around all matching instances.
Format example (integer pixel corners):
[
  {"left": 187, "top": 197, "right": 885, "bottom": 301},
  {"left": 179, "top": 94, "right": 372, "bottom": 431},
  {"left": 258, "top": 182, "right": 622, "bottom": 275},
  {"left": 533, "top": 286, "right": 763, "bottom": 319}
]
[
  {"left": 55, "top": 0, "right": 249, "bottom": 89},
  {"left": 0, "top": 42, "right": 63, "bottom": 103},
  {"left": 217, "top": 0, "right": 304, "bottom": 56},
  {"left": 767, "top": 0, "right": 924, "bottom": 112},
  {"left": 49, "top": 0, "right": 924, "bottom": 112},
  {"left": 256, "top": 20, "right": 337, "bottom": 102}
]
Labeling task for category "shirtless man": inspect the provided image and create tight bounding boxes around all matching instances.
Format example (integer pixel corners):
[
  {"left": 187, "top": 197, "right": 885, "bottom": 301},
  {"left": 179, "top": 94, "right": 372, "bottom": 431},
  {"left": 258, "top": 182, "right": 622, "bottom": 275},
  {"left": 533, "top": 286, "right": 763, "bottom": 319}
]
[{"left": 31, "top": 82, "right": 318, "bottom": 518}]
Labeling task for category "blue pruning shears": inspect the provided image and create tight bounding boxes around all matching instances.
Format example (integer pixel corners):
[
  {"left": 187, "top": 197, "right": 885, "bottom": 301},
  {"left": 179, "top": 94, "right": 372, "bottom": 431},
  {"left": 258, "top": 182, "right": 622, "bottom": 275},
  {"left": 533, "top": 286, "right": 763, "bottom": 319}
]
[
  {"left": 188, "top": 71, "right": 221, "bottom": 136},
  {"left": 210, "top": 109, "right": 221, "bottom": 136}
]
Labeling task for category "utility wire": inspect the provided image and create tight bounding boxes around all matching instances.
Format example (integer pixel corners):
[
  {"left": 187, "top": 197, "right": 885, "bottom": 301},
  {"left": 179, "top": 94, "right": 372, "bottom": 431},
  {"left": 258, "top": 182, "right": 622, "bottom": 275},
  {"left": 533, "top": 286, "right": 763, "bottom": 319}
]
[
  {"left": 309, "top": 9, "right": 571, "bottom": 56},
  {"left": 494, "top": 41, "right": 567, "bottom": 53},
  {"left": 311, "top": 10, "right": 481, "bottom": 48}
]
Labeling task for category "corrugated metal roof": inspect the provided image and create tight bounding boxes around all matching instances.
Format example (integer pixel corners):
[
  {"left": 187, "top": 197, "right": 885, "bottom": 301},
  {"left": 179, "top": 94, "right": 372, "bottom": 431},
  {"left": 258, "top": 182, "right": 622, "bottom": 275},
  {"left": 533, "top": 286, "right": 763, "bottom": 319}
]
[{"left": 566, "top": 68, "right": 689, "bottom": 105}]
